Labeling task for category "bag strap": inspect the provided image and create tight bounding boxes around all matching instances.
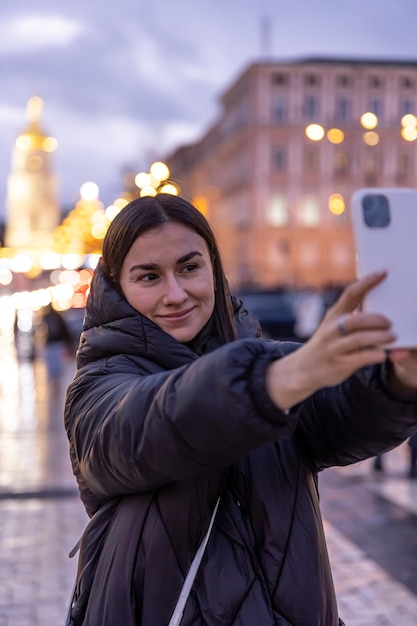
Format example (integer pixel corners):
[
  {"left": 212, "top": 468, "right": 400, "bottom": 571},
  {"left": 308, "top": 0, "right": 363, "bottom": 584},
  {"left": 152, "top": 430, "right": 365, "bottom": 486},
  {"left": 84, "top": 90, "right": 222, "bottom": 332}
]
[
  {"left": 64, "top": 501, "right": 220, "bottom": 626},
  {"left": 168, "top": 496, "right": 221, "bottom": 626}
]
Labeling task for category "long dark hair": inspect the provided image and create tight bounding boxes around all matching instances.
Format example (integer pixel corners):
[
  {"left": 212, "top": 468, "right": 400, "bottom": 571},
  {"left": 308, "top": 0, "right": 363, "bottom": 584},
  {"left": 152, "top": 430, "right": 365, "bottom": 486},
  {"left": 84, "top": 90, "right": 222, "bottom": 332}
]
[{"left": 101, "top": 194, "right": 237, "bottom": 344}]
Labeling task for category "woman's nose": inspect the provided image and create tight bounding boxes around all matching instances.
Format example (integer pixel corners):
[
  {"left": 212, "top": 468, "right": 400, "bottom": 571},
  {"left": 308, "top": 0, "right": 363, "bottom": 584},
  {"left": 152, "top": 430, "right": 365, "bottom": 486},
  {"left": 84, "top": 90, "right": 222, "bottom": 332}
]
[{"left": 163, "top": 276, "right": 187, "bottom": 304}]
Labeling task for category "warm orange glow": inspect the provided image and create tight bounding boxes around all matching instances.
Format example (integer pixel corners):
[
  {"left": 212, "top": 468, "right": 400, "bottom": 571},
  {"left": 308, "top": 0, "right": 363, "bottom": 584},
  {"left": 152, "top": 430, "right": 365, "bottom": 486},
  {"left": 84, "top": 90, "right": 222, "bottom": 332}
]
[
  {"left": 15, "top": 135, "right": 32, "bottom": 150},
  {"left": 140, "top": 186, "right": 157, "bottom": 197},
  {"left": 328, "top": 193, "right": 345, "bottom": 215},
  {"left": 150, "top": 161, "right": 170, "bottom": 181},
  {"left": 159, "top": 183, "right": 179, "bottom": 196},
  {"left": 401, "top": 126, "right": 417, "bottom": 141},
  {"left": 91, "top": 224, "right": 107, "bottom": 239},
  {"left": 114, "top": 197, "right": 129, "bottom": 209},
  {"left": 27, "top": 155, "right": 42, "bottom": 171},
  {"left": 362, "top": 131, "right": 379, "bottom": 146},
  {"left": 327, "top": 128, "right": 344, "bottom": 144},
  {"left": 106, "top": 204, "right": 122, "bottom": 220},
  {"left": 193, "top": 195, "right": 208, "bottom": 216},
  {"left": 401, "top": 114, "right": 417, "bottom": 128},
  {"left": 135, "top": 172, "right": 152, "bottom": 188}
]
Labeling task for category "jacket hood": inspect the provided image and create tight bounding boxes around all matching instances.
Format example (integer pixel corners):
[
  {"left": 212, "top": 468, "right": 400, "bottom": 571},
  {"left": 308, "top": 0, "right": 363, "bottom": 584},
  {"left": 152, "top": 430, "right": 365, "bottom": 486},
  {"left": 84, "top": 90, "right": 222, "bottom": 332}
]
[{"left": 76, "top": 259, "right": 261, "bottom": 369}]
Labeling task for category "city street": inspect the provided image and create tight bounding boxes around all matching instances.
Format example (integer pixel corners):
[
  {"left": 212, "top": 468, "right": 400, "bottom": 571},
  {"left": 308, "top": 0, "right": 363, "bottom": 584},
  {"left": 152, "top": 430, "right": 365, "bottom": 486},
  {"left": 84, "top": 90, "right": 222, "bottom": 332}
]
[{"left": 1, "top": 340, "right": 417, "bottom": 625}]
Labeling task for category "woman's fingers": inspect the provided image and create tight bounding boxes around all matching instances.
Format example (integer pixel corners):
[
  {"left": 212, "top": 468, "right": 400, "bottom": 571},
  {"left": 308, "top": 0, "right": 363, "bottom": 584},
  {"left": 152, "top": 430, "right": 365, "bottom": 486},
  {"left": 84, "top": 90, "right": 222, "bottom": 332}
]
[
  {"left": 334, "top": 311, "right": 392, "bottom": 337},
  {"left": 332, "top": 271, "right": 387, "bottom": 315},
  {"left": 290, "top": 272, "right": 401, "bottom": 393},
  {"left": 325, "top": 272, "right": 393, "bottom": 348},
  {"left": 337, "top": 328, "right": 396, "bottom": 352}
]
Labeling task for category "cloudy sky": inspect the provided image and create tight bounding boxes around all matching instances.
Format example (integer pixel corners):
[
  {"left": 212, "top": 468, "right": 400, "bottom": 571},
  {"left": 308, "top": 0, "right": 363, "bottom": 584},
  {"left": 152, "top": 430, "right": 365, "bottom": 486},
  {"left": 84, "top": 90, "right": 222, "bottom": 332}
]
[{"left": 1, "top": 0, "right": 417, "bottom": 217}]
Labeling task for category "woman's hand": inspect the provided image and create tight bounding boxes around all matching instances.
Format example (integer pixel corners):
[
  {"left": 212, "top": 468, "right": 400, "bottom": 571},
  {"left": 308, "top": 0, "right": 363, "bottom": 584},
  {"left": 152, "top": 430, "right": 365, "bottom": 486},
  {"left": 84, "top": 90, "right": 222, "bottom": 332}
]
[{"left": 266, "top": 271, "right": 398, "bottom": 411}]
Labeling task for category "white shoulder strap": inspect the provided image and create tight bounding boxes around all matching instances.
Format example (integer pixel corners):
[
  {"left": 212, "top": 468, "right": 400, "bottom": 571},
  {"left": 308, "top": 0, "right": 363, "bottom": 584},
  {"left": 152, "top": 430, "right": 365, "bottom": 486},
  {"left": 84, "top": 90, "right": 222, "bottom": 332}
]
[{"left": 168, "top": 496, "right": 221, "bottom": 626}]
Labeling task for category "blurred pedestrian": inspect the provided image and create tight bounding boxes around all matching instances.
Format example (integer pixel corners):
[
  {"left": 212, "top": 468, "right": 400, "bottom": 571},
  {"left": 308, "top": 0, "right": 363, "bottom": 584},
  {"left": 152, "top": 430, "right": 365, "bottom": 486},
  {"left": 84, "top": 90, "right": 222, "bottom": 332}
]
[
  {"left": 41, "top": 304, "right": 73, "bottom": 379},
  {"left": 372, "top": 433, "right": 417, "bottom": 478},
  {"left": 373, "top": 453, "right": 384, "bottom": 472},
  {"left": 64, "top": 195, "right": 417, "bottom": 626},
  {"left": 293, "top": 289, "right": 325, "bottom": 340},
  {"left": 409, "top": 432, "right": 417, "bottom": 478}
]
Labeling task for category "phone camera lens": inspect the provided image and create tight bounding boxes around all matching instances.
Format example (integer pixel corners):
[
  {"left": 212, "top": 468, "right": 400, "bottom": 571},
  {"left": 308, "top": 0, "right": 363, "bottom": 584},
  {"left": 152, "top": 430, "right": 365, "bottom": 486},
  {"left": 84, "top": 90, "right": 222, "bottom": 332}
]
[{"left": 363, "top": 194, "right": 391, "bottom": 228}]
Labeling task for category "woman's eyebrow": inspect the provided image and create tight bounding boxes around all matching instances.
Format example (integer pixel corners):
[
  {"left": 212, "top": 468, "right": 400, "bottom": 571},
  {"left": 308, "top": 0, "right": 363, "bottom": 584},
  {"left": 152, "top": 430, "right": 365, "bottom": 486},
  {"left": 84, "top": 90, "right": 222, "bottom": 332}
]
[
  {"left": 177, "top": 251, "right": 203, "bottom": 264},
  {"left": 128, "top": 262, "right": 158, "bottom": 273},
  {"left": 128, "top": 251, "right": 203, "bottom": 274}
]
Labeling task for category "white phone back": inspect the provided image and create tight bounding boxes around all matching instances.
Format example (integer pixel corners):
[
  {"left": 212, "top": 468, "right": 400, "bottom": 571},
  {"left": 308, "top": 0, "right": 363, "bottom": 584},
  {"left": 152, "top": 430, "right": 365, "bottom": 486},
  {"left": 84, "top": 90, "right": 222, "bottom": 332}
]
[{"left": 350, "top": 187, "right": 417, "bottom": 349}]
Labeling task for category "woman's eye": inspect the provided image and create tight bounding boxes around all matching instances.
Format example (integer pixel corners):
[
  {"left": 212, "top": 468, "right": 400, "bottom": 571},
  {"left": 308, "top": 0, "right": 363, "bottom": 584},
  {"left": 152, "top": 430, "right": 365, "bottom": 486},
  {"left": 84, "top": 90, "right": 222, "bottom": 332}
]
[
  {"left": 182, "top": 264, "right": 198, "bottom": 273},
  {"left": 139, "top": 274, "right": 158, "bottom": 282}
]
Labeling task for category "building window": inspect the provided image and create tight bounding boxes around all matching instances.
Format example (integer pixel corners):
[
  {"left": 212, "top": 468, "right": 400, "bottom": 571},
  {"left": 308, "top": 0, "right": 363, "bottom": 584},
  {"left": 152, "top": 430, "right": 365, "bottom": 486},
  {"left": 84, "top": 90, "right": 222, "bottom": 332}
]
[
  {"left": 334, "top": 151, "right": 350, "bottom": 176},
  {"left": 230, "top": 197, "right": 251, "bottom": 227},
  {"left": 304, "top": 74, "right": 320, "bottom": 86},
  {"left": 336, "top": 75, "right": 353, "bottom": 87},
  {"left": 303, "top": 95, "right": 320, "bottom": 120},
  {"left": 368, "top": 98, "right": 383, "bottom": 119},
  {"left": 400, "top": 99, "right": 415, "bottom": 116},
  {"left": 299, "top": 241, "right": 320, "bottom": 267},
  {"left": 272, "top": 146, "right": 287, "bottom": 170},
  {"left": 272, "top": 95, "right": 288, "bottom": 123},
  {"left": 266, "top": 193, "right": 289, "bottom": 226},
  {"left": 298, "top": 194, "right": 320, "bottom": 227},
  {"left": 400, "top": 77, "right": 414, "bottom": 89},
  {"left": 334, "top": 97, "right": 351, "bottom": 123},
  {"left": 368, "top": 76, "right": 383, "bottom": 88},
  {"left": 398, "top": 154, "right": 412, "bottom": 176},
  {"left": 304, "top": 149, "right": 318, "bottom": 173},
  {"left": 365, "top": 152, "right": 381, "bottom": 174},
  {"left": 272, "top": 73, "right": 289, "bottom": 85}
]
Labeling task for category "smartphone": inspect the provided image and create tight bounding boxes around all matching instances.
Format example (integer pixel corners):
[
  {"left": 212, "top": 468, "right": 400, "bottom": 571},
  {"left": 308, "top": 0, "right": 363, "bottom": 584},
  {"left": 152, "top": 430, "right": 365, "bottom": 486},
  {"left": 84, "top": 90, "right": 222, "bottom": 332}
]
[{"left": 350, "top": 187, "right": 417, "bottom": 349}]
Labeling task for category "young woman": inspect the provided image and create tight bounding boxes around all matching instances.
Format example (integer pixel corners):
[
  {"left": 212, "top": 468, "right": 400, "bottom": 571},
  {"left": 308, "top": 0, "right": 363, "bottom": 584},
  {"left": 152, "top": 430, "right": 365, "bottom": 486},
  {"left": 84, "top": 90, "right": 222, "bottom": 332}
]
[{"left": 64, "top": 194, "right": 417, "bottom": 626}]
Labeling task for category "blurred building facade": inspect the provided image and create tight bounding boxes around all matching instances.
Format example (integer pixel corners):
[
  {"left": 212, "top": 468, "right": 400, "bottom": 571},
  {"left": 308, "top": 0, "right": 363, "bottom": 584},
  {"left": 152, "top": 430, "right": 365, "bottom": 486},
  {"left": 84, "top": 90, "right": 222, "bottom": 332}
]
[
  {"left": 166, "top": 57, "right": 417, "bottom": 290},
  {"left": 5, "top": 96, "right": 60, "bottom": 250}
]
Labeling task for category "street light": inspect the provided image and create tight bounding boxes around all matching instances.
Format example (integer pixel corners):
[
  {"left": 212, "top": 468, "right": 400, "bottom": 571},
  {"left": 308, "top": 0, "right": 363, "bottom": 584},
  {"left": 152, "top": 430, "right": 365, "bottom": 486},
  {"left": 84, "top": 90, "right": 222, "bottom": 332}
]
[
  {"left": 400, "top": 114, "right": 417, "bottom": 141},
  {"left": 134, "top": 161, "right": 180, "bottom": 197}
]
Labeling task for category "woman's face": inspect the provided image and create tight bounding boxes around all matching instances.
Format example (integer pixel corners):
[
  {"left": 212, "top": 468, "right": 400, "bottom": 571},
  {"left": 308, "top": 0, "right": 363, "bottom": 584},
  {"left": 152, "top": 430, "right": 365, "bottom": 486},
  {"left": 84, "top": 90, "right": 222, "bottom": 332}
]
[{"left": 120, "top": 222, "right": 216, "bottom": 343}]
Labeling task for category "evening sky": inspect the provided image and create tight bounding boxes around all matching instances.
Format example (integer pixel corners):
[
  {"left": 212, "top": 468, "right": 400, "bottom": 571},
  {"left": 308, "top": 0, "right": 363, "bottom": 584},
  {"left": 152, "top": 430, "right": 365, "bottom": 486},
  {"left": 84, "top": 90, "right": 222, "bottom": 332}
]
[{"left": 1, "top": 0, "right": 416, "bottom": 215}]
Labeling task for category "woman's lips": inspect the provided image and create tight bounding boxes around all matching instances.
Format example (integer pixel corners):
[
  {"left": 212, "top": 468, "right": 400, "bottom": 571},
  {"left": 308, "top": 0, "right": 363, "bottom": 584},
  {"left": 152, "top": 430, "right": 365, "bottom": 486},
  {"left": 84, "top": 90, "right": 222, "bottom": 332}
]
[{"left": 159, "top": 307, "right": 195, "bottom": 321}]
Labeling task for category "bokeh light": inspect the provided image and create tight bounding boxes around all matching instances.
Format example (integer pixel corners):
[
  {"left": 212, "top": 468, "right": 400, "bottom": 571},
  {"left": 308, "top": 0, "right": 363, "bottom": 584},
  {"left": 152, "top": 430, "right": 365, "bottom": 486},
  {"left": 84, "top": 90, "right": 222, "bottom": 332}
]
[
  {"left": 150, "top": 161, "right": 170, "bottom": 181},
  {"left": 360, "top": 112, "right": 378, "bottom": 130},
  {"left": 327, "top": 128, "right": 344, "bottom": 144},
  {"left": 362, "top": 131, "right": 379, "bottom": 146},
  {"left": 305, "top": 124, "right": 325, "bottom": 141},
  {"left": 401, "top": 114, "right": 417, "bottom": 128},
  {"left": 401, "top": 126, "right": 417, "bottom": 141},
  {"left": 328, "top": 193, "right": 346, "bottom": 215},
  {"left": 80, "top": 181, "right": 99, "bottom": 201},
  {"left": 159, "top": 183, "right": 179, "bottom": 195}
]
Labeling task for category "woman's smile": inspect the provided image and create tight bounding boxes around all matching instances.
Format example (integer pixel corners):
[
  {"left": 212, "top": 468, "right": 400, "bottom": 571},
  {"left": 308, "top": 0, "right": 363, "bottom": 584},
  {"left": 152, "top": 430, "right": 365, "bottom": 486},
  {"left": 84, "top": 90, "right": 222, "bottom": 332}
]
[{"left": 158, "top": 306, "right": 196, "bottom": 321}]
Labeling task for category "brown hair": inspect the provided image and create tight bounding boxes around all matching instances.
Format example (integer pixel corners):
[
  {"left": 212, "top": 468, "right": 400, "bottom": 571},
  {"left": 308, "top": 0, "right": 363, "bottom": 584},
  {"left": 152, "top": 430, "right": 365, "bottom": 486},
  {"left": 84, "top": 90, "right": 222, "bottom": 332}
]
[{"left": 101, "top": 194, "right": 237, "bottom": 344}]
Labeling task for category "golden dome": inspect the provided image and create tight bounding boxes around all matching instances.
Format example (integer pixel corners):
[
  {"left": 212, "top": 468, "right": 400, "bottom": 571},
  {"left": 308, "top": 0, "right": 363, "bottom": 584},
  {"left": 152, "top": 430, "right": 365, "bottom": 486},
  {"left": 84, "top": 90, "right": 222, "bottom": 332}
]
[{"left": 15, "top": 96, "right": 58, "bottom": 152}]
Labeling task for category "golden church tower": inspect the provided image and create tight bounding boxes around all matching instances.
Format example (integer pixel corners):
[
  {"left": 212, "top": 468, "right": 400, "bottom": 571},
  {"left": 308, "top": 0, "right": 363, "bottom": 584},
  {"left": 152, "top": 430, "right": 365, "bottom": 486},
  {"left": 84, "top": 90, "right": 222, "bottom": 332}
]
[{"left": 5, "top": 96, "right": 60, "bottom": 250}]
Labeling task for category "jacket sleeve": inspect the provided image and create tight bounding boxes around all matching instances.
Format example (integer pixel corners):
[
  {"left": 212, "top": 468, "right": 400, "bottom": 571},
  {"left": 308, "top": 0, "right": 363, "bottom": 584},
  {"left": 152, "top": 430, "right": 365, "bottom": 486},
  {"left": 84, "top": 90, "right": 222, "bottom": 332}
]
[
  {"left": 65, "top": 338, "right": 299, "bottom": 499},
  {"left": 295, "top": 361, "right": 417, "bottom": 471}
]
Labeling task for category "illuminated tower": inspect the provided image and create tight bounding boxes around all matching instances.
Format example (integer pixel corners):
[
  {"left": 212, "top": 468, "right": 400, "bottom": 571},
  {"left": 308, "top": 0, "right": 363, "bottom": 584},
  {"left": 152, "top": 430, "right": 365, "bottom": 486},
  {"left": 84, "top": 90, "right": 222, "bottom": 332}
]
[{"left": 5, "top": 96, "right": 60, "bottom": 250}]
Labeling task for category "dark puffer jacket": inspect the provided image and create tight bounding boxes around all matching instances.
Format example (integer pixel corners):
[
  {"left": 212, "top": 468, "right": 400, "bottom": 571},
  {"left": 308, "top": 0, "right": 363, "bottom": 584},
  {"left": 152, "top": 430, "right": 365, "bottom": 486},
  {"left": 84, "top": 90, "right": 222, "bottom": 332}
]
[{"left": 64, "top": 263, "right": 417, "bottom": 626}]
